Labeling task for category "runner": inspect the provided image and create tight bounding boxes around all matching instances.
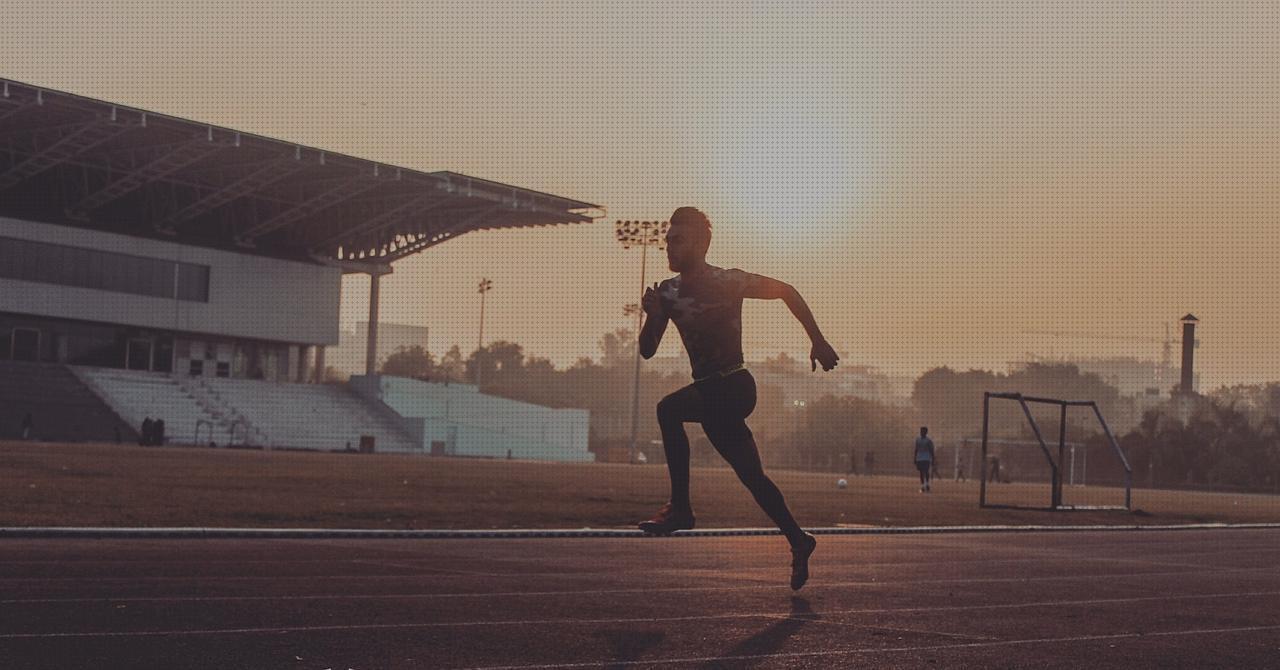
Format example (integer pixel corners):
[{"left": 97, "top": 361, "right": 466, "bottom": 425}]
[
  {"left": 914, "top": 426, "right": 936, "bottom": 493},
  {"left": 635, "top": 206, "right": 839, "bottom": 590}
]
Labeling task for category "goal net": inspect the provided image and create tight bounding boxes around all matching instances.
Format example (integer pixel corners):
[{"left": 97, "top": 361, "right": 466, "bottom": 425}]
[{"left": 975, "top": 392, "right": 1133, "bottom": 510}]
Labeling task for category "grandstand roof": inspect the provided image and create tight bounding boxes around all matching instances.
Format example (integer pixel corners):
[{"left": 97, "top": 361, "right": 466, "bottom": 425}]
[{"left": 0, "top": 78, "right": 602, "bottom": 266}]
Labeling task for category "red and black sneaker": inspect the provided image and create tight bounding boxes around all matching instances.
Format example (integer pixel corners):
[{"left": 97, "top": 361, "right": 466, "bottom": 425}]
[
  {"left": 638, "top": 503, "right": 696, "bottom": 535},
  {"left": 790, "top": 532, "right": 817, "bottom": 591}
]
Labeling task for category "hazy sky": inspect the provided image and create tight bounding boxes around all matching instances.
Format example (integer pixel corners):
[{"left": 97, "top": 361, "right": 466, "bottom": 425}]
[{"left": 6, "top": 1, "right": 1280, "bottom": 387}]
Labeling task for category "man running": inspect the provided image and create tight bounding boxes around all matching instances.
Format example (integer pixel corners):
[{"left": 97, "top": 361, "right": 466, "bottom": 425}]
[
  {"left": 635, "top": 207, "right": 840, "bottom": 591},
  {"left": 914, "top": 426, "right": 936, "bottom": 493}
]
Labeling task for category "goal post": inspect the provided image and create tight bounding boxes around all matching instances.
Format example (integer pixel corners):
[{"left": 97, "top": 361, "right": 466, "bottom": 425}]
[{"left": 978, "top": 392, "right": 1133, "bottom": 510}]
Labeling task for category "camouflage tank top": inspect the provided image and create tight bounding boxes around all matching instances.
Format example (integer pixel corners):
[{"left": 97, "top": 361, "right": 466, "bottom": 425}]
[{"left": 657, "top": 266, "right": 768, "bottom": 381}]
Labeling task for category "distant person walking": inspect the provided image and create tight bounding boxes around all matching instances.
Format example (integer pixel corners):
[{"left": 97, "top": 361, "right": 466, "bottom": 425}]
[
  {"left": 140, "top": 417, "right": 153, "bottom": 446},
  {"left": 914, "top": 427, "right": 936, "bottom": 493},
  {"left": 20, "top": 412, "right": 33, "bottom": 440},
  {"left": 634, "top": 206, "right": 839, "bottom": 591}
]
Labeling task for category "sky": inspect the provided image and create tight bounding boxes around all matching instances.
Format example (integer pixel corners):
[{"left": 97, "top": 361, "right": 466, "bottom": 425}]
[{"left": 5, "top": 1, "right": 1280, "bottom": 388}]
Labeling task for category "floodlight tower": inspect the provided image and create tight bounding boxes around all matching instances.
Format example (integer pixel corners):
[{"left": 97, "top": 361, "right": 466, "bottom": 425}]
[
  {"left": 615, "top": 220, "right": 670, "bottom": 464},
  {"left": 475, "top": 278, "right": 493, "bottom": 386}
]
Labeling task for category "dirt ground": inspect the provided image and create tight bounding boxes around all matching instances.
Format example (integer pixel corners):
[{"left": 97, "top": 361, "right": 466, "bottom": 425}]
[{"left": 2, "top": 441, "right": 1277, "bottom": 529}]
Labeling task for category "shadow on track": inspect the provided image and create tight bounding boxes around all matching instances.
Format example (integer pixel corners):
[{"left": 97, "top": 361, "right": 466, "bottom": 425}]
[
  {"left": 594, "top": 629, "right": 667, "bottom": 670},
  {"left": 699, "top": 596, "right": 818, "bottom": 669}
]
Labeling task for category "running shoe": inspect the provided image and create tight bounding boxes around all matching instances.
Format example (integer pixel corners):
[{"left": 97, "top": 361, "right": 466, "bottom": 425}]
[
  {"left": 790, "top": 532, "right": 817, "bottom": 591},
  {"left": 638, "top": 502, "right": 695, "bottom": 535}
]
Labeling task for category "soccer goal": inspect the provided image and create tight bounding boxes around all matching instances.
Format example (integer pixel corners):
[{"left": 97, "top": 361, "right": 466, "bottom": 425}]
[{"left": 976, "top": 392, "right": 1133, "bottom": 511}]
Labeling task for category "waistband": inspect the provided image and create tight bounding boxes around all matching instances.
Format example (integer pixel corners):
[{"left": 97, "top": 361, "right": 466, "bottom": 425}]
[{"left": 693, "top": 363, "right": 747, "bottom": 384}]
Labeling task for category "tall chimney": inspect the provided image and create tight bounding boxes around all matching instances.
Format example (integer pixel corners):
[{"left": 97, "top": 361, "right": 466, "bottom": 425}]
[{"left": 1180, "top": 314, "right": 1198, "bottom": 395}]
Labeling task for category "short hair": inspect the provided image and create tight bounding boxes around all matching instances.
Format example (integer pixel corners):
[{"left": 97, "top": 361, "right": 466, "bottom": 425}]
[{"left": 669, "top": 207, "right": 712, "bottom": 239}]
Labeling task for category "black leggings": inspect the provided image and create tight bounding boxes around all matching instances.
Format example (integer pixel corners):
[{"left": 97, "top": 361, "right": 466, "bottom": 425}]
[{"left": 656, "top": 370, "right": 805, "bottom": 546}]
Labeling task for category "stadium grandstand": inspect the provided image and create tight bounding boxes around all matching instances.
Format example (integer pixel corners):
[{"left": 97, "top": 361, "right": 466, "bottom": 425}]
[{"left": 0, "top": 78, "right": 602, "bottom": 457}]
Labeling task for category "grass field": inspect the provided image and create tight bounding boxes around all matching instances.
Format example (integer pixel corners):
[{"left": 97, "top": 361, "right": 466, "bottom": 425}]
[{"left": 2, "top": 440, "right": 1277, "bottom": 529}]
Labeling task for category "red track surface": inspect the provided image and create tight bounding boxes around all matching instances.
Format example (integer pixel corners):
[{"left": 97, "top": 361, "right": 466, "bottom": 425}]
[{"left": 2, "top": 529, "right": 1279, "bottom": 668}]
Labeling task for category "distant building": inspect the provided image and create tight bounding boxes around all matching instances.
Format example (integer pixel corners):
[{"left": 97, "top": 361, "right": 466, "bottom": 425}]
[
  {"left": 750, "top": 363, "right": 912, "bottom": 408},
  {"left": 330, "top": 322, "right": 430, "bottom": 377},
  {"left": 1049, "top": 355, "right": 1198, "bottom": 398}
]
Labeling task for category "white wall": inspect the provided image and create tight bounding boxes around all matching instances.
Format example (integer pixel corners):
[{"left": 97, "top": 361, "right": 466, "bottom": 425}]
[
  {"left": 353, "top": 375, "right": 593, "bottom": 462},
  {"left": 0, "top": 217, "right": 340, "bottom": 345}
]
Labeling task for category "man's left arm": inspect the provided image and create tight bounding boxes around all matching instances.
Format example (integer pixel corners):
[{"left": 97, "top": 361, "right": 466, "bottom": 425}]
[{"left": 742, "top": 274, "right": 839, "bottom": 371}]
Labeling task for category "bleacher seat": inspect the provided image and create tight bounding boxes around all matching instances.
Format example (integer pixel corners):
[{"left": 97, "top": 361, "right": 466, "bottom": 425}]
[
  {"left": 76, "top": 367, "right": 231, "bottom": 445},
  {"left": 76, "top": 368, "right": 417, "bottom": 452},
  {"left": 0, "top": 361, "right": 136, "bottom": 443},
  {"left": 201, "top": 378, "right": 416, "bottom": 452}
]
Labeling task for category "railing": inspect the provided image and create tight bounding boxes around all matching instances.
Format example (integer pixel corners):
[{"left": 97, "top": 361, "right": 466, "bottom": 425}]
[
  {"left": 194, "top": 419, "right": 214, "bottom": 445},
  {"left": 183, "top": 377, "right": 269, "bottom": 447}
]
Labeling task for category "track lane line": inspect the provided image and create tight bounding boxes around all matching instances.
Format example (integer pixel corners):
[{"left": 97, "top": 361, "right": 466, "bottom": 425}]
[
  {"left": 5, "top": 566, "right": 1277, "bottom": 603},
  {"left": 5, "top": 562, "right": 1277, "bottom": 601},
  {"left": 457, "top": 623, "right": 1280, "bottom": 670},
  {"left": 2, "top": 589, "right": 1277, "bottom": 638}
]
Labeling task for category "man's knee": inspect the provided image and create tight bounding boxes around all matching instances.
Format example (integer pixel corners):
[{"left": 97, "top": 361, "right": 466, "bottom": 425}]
[
  {"left": 704, "top": 421, "right": 752, "bottom": 451},
  {"left": 707, "top": 430, "right": 765, "bottom": 478},
  {"left": 657, "top": 395, "right": 681, "bottom": 424},
  {"left": 733, "top": 462, "right": 772, "bottom": 491}
]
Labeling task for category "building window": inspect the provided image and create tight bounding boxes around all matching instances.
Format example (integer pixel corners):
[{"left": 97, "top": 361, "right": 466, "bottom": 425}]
[
  {"left": 176, "top": 264, "right": 210, "bottom": 302},
  {"left": 0, "top": 236, "right": 209, "bottom": 303},
  {"left": 11, "top": 328, "right": 40, "bottom": 361},
  {"left": 154, "top": 336, "right": 174, "bottom": 373},
  {"left": 188, "top": 359, "right": 204, "bottom": 376},
  {"left": 126, "top": 339, "right": 153, "bottom": 371},
  {"left": 216, "top": 361, "right": 230, "bottom": 378}
]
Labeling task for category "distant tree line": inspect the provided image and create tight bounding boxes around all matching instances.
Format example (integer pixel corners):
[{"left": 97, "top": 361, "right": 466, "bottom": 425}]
[
  {"left": 911, "top": 362, "right": 1131, "bottom": 439},
  {"left": 1116, "top": 387, "right": 1280, "bottom": 492},
  {"left": 373, "top": 336, "right": 1280, "bottom": 491}
]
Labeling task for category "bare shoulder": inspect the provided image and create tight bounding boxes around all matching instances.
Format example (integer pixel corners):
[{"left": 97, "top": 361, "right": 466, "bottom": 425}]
[{"left": 730, "top": 268, "right": 789, "bottom": 299}]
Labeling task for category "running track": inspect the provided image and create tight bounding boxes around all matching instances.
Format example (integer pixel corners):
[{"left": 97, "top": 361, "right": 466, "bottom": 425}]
[{"left": 2, "top": 528, "right": 1279, "bottom": 668}]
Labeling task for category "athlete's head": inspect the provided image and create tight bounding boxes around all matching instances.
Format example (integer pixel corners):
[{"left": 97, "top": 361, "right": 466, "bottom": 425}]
[
  {"left": 666, "top": 207, "right": 712, "bottom": 272},
  {"left": 920, "top": 426, "right": 929, "bottom": 437}
]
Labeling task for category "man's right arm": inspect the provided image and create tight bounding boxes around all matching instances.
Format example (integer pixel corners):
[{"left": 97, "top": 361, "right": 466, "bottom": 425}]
[
  {"left": 639, "top": 282, "right": 668, "bottom": 359},
  {"left": 639, "top": 312, "right": 668, "bottom": 359}
]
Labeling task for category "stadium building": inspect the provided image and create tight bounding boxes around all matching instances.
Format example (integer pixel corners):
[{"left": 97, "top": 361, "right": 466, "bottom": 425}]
[{"left": 0, "top": 78, "right": 600, "bottom": 459}]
